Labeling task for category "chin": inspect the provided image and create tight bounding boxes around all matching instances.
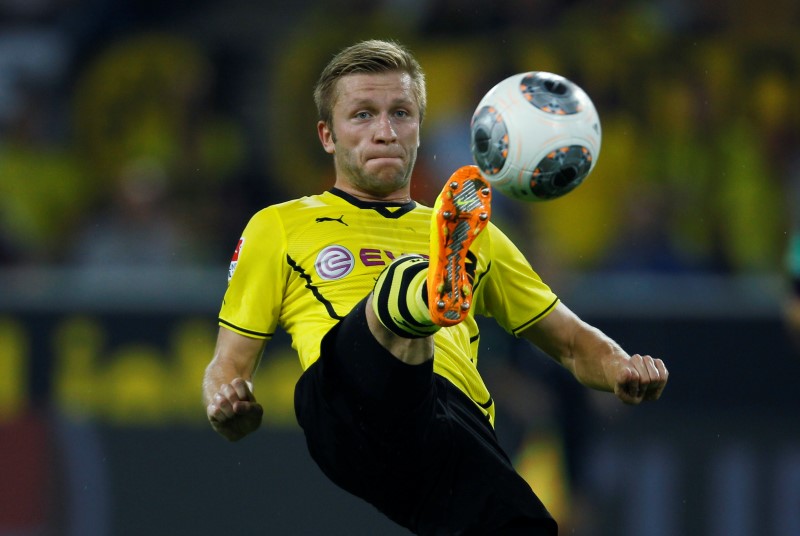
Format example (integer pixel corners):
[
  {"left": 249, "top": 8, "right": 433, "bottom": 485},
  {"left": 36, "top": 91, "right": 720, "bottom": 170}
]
[{"left": 363, "top": 170, "right": 410, "bottom": 193}]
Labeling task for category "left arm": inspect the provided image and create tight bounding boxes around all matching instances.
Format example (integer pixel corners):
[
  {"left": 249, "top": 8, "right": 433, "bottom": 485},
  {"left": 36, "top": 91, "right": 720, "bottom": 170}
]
[{"left": 520, "top": 301, "right": 668, "bottom": 404}]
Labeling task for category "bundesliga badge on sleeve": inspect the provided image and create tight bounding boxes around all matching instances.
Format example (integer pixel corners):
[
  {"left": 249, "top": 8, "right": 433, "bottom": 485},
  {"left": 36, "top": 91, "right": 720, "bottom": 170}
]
[{"left": 228, "top": 237, "right": 244, "bottom": 282}]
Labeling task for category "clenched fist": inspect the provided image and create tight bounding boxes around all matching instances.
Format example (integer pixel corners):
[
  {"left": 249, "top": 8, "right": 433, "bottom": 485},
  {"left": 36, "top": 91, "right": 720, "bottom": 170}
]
[
  {"left": 206, "top": 378, "right": 264, "bottom": 441},
  {"left": 612, "top": 354, "right": 668, "bottom": 404}
]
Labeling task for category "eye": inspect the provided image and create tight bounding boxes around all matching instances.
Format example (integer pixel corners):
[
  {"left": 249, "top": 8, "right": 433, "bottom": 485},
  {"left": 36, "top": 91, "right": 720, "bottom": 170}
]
[
  {"left": 394, "top": 110, "right": 410, "bottom": 118},
  {"left": 355, "top": 111, "right": 372, "bottom": 120}
]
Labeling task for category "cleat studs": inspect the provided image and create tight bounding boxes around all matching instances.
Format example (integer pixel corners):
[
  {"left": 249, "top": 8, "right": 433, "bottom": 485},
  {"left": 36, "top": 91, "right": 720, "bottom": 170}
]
[
  {"left": 450, "top": 181, "right": 459, "bottom": 189},
  {"left": 442, "top": 210, "right": 453, "bottom": 220},
  {"left": 479, "top": 212, "right": 488, "bottom": 221},
  {"left": 437, "top": 300, "right": 446, "bottom": 309},
  {"left": 461, "top": 301, "right": 471, "bottom": 311},
  {"left": 481, "top": 187, "right": 490, "bottom": 196}
]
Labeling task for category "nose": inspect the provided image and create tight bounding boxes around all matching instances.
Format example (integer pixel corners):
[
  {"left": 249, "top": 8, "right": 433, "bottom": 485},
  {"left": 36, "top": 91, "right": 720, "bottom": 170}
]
[{"left": 374, "top": 113, "right": 397, "bottom": 143}]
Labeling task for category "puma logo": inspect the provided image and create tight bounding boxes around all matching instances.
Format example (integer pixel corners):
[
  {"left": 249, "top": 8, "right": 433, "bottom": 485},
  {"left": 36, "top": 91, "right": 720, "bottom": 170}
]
[{"left": 316, "top": 215, "right": 348, "bottom": 226}]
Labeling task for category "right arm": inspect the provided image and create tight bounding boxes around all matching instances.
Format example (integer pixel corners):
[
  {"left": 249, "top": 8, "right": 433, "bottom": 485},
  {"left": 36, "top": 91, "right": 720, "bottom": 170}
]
[
  {"left": 203, "top": 327, "right": 267, "bottom": 441},
  {"left": 520, "top": 302, "right": 668, "bottom": 404}
]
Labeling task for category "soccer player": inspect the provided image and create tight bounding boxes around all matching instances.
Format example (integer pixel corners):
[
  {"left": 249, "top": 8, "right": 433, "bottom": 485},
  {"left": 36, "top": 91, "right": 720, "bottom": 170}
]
[{"left": 203, "top": 39, "right": 668, "bottom": 535}]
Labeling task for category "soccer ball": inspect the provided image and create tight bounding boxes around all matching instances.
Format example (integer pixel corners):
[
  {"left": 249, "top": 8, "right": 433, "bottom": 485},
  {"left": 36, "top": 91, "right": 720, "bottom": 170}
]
[{"left": 470, "top": 71, "right": 602, "bottom": 202}]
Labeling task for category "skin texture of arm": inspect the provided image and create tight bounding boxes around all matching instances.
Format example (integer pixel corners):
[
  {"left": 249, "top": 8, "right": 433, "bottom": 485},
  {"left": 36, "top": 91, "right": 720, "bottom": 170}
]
[
  {"left": 203, "top": 327, "right": 266, "bottom": 441},
  {"left": 520, "top": 302, "right": 668, "bottom": 404}
]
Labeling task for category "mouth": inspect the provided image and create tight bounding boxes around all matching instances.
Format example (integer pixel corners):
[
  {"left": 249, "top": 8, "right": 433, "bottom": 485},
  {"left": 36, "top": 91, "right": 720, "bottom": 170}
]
[
  {"left": 367, "top": 151, "right": 403, "bottom": 159},
  {"left": 365, "top": 155, "right": 405, "bottom": 168}
]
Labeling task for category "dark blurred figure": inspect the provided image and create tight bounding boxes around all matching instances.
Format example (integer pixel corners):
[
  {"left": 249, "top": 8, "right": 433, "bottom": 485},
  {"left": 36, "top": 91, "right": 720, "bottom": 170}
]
[
  {"left": 598, "top": 184, "right": 701, "bottom": 274},
  {"left": 784, "top": 175, "right": 800, "bottom": 353},
  {"left": 68, "top": 157, "right": 196, "bottom": 268},
  {"left": 785, "top": 235, "right": 800, "bottom": 351}
]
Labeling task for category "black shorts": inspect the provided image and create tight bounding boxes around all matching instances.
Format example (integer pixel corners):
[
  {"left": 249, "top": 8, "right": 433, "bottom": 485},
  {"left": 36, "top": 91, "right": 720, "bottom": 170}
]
[{"left": 294, "top": 298, "right": 557, "bottom": 535}]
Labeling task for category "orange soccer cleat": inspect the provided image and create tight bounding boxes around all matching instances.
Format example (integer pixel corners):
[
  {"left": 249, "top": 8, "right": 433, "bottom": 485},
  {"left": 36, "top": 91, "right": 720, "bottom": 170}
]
[{"left": 428, "top": 165, "right": 492, "bottom": 327}]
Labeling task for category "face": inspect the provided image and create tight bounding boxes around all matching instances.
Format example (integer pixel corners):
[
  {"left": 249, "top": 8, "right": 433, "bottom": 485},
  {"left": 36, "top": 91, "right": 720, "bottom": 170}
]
[{"left": 318, "top": 71, "right": 421, "bottom": 200}]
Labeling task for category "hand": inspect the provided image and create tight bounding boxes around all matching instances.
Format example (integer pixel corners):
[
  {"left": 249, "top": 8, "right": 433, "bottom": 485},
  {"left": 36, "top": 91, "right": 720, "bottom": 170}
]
[
  {"left": 613, "top": 354, "right": 668, "bottom": 405},
  {"left": 206, "top": 378, "right": 264, "bottom": 441}
]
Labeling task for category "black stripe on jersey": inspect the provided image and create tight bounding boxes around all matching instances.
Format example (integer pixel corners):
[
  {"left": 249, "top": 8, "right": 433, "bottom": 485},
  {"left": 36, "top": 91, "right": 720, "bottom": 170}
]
[
  {"left": 218, "top": 318, "right": 273, "bottom": 338},
  {"left": 286, "top": 254, "right": 346, "bottom": 321},
  {"left": 471, "top": 256, "right": 488, "bottom": 294},
  {"left": 511, "top": 297, "right": 560, "bottom": 336},
  {"left": 329, "top": 188, "right": 417, "bottom": 219},
  {"left": 468, "top": 333, "right": 481, "bottom": 364},
  {"left": 477, "top": 397, "right": 494, "bottom": 411}
]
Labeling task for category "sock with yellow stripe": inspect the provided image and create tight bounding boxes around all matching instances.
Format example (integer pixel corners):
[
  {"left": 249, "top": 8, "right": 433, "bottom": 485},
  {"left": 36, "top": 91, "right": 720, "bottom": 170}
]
[{"left": 372, "top": 254, "right": 439, "bottom": 339}]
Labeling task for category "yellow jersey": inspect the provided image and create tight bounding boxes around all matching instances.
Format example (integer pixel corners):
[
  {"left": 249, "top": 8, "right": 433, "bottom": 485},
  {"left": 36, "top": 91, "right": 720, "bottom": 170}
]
[{"left": 219, "top": 188, "right": 559, "bottom": 425}]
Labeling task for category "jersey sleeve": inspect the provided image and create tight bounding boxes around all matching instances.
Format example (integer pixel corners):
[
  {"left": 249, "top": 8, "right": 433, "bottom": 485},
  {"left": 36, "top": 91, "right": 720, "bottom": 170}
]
[
  {"left": 218, "top": 206, "right": 287, "bottom": 339},
  {"left": 476, "top": 223, "right": 559, "bottom": 336}
]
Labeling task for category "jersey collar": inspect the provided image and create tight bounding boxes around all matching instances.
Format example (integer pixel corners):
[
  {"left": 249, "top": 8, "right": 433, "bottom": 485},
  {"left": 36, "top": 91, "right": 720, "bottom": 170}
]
[{"left": 329, "top": 187, "right": 417, "bottom": 218}]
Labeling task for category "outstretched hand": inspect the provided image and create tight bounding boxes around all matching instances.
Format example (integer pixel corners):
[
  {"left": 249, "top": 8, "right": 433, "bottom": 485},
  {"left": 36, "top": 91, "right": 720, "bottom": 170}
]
[
  {"left": 612, "top": 354, "right": 668, "bottom": 405},
  {"left": 206, "top": 378, "right": 264, "bottom": 441}
]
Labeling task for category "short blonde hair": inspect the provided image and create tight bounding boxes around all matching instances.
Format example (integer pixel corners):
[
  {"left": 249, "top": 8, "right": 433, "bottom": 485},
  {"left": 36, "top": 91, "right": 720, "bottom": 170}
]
[{"left": 314, "top": 39, "right": 427, "bottom": 127}]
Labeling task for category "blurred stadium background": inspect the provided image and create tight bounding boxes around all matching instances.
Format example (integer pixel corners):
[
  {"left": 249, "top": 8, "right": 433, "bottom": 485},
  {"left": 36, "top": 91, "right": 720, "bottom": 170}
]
[{"left": 1, "top": 0, "right": 799, "bottom": 534}]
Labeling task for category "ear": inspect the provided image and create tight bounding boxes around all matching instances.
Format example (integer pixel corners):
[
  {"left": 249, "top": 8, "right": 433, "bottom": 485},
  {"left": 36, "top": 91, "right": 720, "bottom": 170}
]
[{"left": 318, "top": 121, "right": 335, "bottom": 154}]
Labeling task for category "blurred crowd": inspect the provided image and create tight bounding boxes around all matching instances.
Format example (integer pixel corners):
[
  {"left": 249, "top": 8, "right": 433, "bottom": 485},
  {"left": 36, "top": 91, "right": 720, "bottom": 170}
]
[{"left": 1, "top": 0, "right": 798, "bottom": 279}]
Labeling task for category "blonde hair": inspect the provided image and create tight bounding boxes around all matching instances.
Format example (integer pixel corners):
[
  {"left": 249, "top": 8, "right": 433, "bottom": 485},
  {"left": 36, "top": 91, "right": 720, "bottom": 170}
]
[{"left": 314, "top": 39, "right": 427, "bottom": 127}]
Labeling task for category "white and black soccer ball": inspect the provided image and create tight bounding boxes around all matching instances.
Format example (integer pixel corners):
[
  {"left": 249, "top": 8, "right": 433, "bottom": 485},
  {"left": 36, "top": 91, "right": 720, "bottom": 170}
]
[{"left": 470, "top": 71, "right": 602, "bottom": 202}]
